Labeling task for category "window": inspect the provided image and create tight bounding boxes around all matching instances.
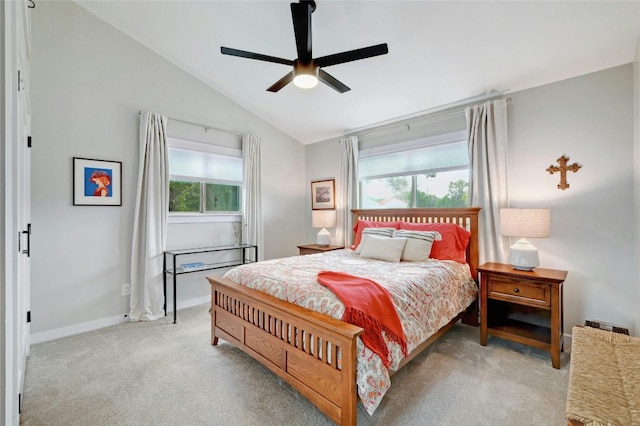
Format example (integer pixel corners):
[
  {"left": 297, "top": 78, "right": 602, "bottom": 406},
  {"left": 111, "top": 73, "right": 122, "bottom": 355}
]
[
  {"left": 358, "top": 131, "right": 469, "bottom": 208},
  {"left": 168, "top": 137, "right": 242, "bottom": 215}
]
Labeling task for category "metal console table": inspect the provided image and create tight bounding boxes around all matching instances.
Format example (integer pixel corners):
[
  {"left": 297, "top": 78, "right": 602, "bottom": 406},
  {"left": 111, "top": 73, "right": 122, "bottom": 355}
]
[{"left": 163, "top": 244, "right": 258, "bottom": 323}]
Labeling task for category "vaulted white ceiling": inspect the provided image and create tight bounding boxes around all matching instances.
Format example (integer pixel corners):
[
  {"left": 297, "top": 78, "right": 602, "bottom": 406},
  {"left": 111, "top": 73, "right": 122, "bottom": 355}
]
[{"left": 75, "top": 1, "right": 640, "bottom": 144}]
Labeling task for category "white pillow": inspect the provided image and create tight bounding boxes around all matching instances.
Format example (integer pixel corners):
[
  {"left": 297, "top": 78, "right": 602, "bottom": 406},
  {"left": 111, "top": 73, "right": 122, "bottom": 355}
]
[
  {"left": 354, "top": 227, "right": 397, "bottom": 254},
  {"left": 359, "top": 235, "right": 407, "bottom": 262},
  {"left": 393, "top": 230, "right": 441, "bottom": 262}
]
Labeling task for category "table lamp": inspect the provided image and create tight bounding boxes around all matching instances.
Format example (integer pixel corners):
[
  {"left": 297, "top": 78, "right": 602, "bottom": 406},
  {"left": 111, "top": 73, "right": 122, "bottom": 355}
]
[
  {"left": 500, "top": 208, "right": 550, "bottom": 271},
  {"left": 312, "top": 210, "right": 336, "bottom": 247}
]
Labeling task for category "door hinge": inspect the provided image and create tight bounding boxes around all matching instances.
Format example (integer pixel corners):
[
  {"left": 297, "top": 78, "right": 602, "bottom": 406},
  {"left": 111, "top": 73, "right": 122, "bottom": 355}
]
[
  {"left": 27, "top": 311, "right": 31, "bottom": 323},
  {"left": 27, "top": 136, "right": 32, "bottom": 148},
  {"left": 18, "top": 393, "right": 22, "bottom": 414},
  {"left": 18, "top": 70, "right": 23, "bottom": 92}
]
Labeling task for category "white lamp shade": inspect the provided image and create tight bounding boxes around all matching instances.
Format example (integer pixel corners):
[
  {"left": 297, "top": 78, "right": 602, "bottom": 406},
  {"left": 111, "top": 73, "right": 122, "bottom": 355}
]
[
  {"left": 312, "top": 210, "right": 336, "bottom": 228},
  {"left": 500, "top": 208, "right": 550, "bottom": 271},
  {"left": 312, "top": 210, "right": 336, "bottom": 247},
  {"left": 500, "top": 208, "right": 550, "bottom": 238}
]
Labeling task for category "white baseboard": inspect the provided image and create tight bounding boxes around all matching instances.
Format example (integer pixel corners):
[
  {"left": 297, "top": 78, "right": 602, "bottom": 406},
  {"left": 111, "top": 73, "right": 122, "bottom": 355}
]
[
  {"left": 168, "top": 295, "right": 210, "bottom": 313},
  {"left": 564, "top": 333, "right": 572, "bottom": 352},
  {"left": 31, "top": 295, "right": 210, "bottom": 344},
  {"left": 31, "top": 314, "right": 129, "bottom": 344}
]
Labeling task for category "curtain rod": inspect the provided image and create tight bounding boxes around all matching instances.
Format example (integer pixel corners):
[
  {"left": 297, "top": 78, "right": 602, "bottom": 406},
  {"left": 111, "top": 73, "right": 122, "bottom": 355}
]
[
  {"left": 138, "top": 111, "right": 243, "bottom": 137},
  {"left": 350, "top": 95, "right": 511, "bottom": 139}
]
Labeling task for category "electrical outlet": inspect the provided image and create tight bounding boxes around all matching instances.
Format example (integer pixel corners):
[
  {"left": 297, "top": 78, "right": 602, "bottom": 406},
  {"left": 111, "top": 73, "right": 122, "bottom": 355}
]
[{"left": 121, "top": 283, "right": 131, "bottom": 296}]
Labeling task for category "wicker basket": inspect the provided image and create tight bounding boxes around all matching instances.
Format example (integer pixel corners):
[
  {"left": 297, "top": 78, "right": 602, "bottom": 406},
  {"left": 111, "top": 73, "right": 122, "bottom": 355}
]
[{"left": 566, "top": 325, "right": 640, "bottom": 426}]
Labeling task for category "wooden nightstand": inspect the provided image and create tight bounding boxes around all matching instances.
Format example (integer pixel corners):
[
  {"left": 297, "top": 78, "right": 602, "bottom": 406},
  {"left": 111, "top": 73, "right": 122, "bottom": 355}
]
[
  {"left": 478, "top": 262, "right": 568, "bottom": 369},
  {"left": 297, "top": 244, "right": 344, "bottom": 255}
]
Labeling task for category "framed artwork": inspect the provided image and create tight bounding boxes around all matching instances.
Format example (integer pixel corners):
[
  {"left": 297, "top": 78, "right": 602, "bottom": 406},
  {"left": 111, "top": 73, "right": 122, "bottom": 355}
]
[
  {"left": 311, "top": 179, "right": 335, "bottom": 210},
  {"left": 73, "top": 157, "right": 122, "bottom": 206}
]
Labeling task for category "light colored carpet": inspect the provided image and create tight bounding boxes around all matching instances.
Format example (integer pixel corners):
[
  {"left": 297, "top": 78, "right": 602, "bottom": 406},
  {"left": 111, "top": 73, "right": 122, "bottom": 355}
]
[{"left": 21, "top": 304, "right": 570, "bottom": 425}]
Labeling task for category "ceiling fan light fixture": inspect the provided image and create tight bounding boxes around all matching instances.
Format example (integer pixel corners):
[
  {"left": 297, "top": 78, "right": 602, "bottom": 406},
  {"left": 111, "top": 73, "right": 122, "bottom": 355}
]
[
  {"left": 293, "top": 74, "right": 318, "bottom": 89},
  {"left": 293, "top": 61, "right": 318, "bottom": 89}
]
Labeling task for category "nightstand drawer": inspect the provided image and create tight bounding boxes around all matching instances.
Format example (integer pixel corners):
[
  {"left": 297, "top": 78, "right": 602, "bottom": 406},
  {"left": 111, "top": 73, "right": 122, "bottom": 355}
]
[
  {"left": 299, "top": 248, "right": 318, "bottom": 255},
  {"left": 488, "top": 276, "right": 550, "bottom": 307}
]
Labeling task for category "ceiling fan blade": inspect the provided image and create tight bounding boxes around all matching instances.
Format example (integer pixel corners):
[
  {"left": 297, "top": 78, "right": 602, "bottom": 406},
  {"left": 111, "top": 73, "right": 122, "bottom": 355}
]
[
  {"left": 221, "top": 47, "right": 293, "bottom": 66},
  {"left": 267, "top": 72, "right": 294, "bottom": 92},
  {"left": 315, "top": 43, "right": 389, "bottom": 68},
  {"left": 290, "top": 2, "right": 312, "bottom": 63},
  {"left": 318, "top": 69, "right": 350, "bottom": 93}
]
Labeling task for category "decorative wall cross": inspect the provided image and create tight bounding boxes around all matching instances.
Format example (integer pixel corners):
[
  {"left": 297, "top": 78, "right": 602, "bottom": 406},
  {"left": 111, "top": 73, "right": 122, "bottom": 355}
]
[{"left": 546, "top": 154, "right": 582, "bottom": 190}]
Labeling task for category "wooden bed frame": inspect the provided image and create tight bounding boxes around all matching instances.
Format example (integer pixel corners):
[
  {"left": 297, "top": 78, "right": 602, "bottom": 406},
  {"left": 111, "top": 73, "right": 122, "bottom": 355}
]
[{"left": 207, "top": 208, "right": 480, "bottom": 425}]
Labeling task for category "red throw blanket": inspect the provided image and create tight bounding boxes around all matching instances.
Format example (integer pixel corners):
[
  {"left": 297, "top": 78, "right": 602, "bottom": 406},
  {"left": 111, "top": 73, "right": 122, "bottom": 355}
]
[{"left": 317, "top": 271, "right": 408, "bottom": 368}]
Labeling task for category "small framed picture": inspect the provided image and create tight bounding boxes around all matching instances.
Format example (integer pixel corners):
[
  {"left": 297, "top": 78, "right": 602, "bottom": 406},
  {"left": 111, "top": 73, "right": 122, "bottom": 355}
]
[
  {"left": 311, "top": 179, "right": 335, "bottom": 210},
  {"left": 73, "top": 157, "right": 122, "bottom": 206}
]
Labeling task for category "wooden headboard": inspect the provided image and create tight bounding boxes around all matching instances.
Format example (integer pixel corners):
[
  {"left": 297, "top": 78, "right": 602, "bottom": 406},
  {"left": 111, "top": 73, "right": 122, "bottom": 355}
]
[{"left": 352, "top": 208, "right": 481, "bottom": 278}]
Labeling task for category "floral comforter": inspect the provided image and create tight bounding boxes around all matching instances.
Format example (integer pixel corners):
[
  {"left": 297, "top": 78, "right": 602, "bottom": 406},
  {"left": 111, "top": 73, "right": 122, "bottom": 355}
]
[{"left": 223, "top": 249, "right": 477, "bottom": 414}]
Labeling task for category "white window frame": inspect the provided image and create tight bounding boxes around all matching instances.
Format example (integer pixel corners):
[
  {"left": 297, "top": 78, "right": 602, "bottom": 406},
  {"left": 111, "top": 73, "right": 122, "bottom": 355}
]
[
  {"left": 167, "top": 137, "right": 242, "bottom": 224},
  {"left": 358, "top": 130, "right": 469, "bottom": 208}
]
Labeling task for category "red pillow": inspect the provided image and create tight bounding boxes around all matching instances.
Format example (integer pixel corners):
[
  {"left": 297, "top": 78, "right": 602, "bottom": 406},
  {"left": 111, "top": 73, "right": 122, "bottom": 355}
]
[
  {"left": 351, "top": 220, "right": 402, "bottom": 249},
  {"left": 399, "top": 222, "right": 470, "bottom": 263}
]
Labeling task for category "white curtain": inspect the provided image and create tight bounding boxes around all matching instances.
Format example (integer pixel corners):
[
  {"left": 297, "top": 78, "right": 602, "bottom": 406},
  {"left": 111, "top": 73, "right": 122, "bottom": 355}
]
[
  {"left": 337, "top": 136, "right": 359, "bottom": 247},
  {"left": 130, "top": 112, "right": 169, "bottom": 321},
  {"left": 466, "top": 99, "right": 509, "bottom": 264},
  {"left": 242, "top": 134, "right": 263, "bottom": 261}
]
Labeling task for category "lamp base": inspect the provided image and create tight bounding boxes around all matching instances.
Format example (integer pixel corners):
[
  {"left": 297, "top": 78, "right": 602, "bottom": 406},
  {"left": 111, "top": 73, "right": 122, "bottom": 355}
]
[
  {"left": 508, "top": 238, "right": 539, "bottom": 271},
  {"left": 316, "top": 228, "right": 331, "bottom": 247}
]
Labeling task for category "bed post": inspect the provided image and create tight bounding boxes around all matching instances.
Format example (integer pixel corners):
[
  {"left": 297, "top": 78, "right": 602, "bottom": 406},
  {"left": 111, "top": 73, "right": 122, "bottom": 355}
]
[
  {"left": 211, "top": 289, "right": 219, "bottom": 346},
  {"left": 462, "top": 208, "right": 480, "bottom": 326},
  {"left": 341, "top": 336, "right": 358, "bottom": 426}
]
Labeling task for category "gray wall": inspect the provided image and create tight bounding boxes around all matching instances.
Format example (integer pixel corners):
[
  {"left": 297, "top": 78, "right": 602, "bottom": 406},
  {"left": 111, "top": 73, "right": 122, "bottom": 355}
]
[
  {"left": 304, "top": 140, "right": 341, "bottom": 244},
  {"left": 307, "top": 65, "right": 638, "bottom": 336},
  {"left": 508, "top": 65, "right": 634, "bottom": 334},
  {"left": 30, "top": 1, "right": 306, "bottom": 338}
]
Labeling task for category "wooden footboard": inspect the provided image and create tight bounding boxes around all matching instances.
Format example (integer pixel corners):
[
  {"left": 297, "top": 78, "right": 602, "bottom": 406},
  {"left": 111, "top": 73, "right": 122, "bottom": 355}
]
[{"left": 207, "top": 275, "right": 364, "bottom": 426}]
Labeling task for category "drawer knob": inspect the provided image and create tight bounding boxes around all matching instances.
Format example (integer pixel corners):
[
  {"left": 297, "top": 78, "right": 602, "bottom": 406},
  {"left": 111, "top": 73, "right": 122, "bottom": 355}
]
[{"left": 513, "top": 288, "right": 520, "bottom": 293}]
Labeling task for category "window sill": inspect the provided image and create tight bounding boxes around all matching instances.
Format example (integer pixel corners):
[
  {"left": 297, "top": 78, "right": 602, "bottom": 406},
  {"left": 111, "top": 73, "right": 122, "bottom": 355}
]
[{"left": 168, "top": 213, "right": 241, "bottom": 224}]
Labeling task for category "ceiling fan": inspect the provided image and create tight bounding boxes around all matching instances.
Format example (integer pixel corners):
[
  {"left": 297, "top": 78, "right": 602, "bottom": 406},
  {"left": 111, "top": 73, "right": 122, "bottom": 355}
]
[{"left": 220, "top": 0, "right": 388, "bottom": 93}]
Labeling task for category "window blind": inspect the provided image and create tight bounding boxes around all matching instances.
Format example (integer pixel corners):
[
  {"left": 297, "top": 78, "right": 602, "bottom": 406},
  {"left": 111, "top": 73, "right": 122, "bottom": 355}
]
[
  {"left": 359, "top": 131, "right": 468, "bottom": 180},
  {"left": 169, "top": 148, "right": 242, "bottom": 181},
  {"left": 168, "top": 137, "right": 242, "bottom": 182}
]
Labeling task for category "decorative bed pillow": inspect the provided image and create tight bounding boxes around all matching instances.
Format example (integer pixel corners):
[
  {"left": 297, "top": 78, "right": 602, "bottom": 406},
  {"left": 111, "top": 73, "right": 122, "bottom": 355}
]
[
  {"left": 354, "top": 227, "right": 397, "bottom": 254},
  {"left": 359, "top": 235, "right": 407, "bottom": 262},
  {"left": 399, "top": 222, "right": 471, "bottom": 263},
  {"left": 351, "top": 220, "right": 402, "bottom": 249},
  {"left": 393, "top": 230, "right": 441, "bottom": 262}
]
